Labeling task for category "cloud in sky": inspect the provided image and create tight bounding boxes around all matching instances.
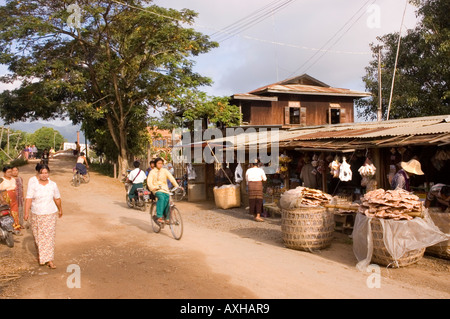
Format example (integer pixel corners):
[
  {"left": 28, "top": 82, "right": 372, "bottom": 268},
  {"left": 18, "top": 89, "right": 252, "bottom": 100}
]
[
  {"left": 153, "top": 0, "right": 419, "bottom": 96},
  {"left": 0, "top": 0, "right": 420, "bottom": 100}
]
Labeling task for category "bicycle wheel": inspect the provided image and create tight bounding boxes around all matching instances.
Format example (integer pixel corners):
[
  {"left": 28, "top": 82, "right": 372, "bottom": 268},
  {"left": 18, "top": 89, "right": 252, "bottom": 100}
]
[
  {"left": 172, "top": 187, "right": 186, "bottom": 202},
  {"left": 72, "top": 173, "right": 81, "bottom": 187},
  {"left": 149, "top": 203, "right": 161, "bottom": 233},
  {"left": 169, "top": 206, "right": 183, "bottom": 240}
]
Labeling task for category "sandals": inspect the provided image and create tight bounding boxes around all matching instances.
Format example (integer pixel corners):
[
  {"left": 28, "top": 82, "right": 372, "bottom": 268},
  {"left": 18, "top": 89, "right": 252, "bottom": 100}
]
[
  {"left": 255, "top": 217, "right": 265, "bottom": 222},
  {"left": 45, "top": 261, "right": 56, "bottom": 269},
  {"left": 152, "top": 215, "right": 164, "bottom": 225}
]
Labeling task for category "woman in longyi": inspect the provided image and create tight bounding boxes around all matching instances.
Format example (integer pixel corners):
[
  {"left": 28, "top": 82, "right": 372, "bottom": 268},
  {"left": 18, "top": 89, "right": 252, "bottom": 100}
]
[
  {"left": 0, "top": 166, "right": 21, "bottom": 235},
  {"left": 24, "top": 165, "right": 63, "bottom": 269}
]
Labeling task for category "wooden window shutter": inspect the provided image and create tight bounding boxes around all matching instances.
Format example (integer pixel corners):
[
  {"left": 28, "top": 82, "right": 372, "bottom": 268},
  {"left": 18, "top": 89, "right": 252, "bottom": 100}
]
[
  {"left": 285, "top": 106, "right": 290, "bottom": 125},
  {"left": 300, "top": 107, "right": 306, "bottom": 125},
  {"left": 340, "top": 108, "right": 347, "bottom": 123}
]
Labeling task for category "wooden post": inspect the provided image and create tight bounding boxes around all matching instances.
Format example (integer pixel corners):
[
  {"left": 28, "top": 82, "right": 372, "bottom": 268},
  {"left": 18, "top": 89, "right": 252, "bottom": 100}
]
[
  {"left": 321, "top": 152, "right": 327, "bottom": 193},
  {"left": 377, "top": 47, "right": 383, "bottom": 121},
  {"left": 6, "top": 127, "right": 10, "bottom": 155},
  {"left": 373, "top": 148, "right": 382, "bottom": 190}
]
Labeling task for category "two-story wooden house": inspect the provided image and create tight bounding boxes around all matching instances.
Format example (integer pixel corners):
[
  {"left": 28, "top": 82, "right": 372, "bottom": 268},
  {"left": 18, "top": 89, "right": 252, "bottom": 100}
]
[{"left": 231, "top": 74, "right": 371, "bottom": 128}]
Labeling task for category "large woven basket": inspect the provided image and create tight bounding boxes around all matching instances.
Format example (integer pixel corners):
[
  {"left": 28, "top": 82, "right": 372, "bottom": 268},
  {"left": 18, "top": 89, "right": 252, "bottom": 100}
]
[
  {"left": 370, "top": 218, "right": 425, "bottom": 267},
  {"left": 426, "top": 209, "right": 450, "bottom": 260},
  {"left": 281, "top": 206, "right": 335, "bottom": 251},
  {"left": 213, "top": 185, "right": 241, "bottom": 209}
]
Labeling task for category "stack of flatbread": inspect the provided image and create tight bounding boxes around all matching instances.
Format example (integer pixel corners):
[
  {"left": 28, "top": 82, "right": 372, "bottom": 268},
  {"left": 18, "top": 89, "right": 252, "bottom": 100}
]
[
  {"left": 280, "top": 187, "right": 333, "bottom": 209},
  {"left": 297, "top": 187, "right": 333, "bottom": 207},
  {"left": 359, "top": 189, "right": 422, "bottom": 221}
]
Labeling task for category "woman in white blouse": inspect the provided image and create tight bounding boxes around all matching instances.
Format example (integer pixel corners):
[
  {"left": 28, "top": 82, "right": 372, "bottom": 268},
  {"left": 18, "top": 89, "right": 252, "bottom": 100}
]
[{"left": 24, "top": 165, "right": 62, "bottom": 269}]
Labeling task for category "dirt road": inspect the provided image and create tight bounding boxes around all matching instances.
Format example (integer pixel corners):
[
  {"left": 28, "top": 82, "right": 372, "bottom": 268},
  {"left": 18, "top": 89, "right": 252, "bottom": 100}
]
[{"left": 0, "top": 158, "right": 449, "bottom": 299}]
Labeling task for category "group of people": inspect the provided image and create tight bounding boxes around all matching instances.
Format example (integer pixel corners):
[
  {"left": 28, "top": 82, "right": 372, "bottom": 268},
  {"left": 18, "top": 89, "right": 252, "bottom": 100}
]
[
  {"left": 22, "top": 145, "right": 56, "bottom": 162},
  {"left": 22, "top": 145, "right": 38, "bottom": 160},
  {"left": 0, "top": 163, "right": 62, "bottom": 269}
]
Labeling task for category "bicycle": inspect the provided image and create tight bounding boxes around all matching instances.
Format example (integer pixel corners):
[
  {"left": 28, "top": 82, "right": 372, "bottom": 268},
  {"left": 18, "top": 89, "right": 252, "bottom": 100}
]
[
  {"left": 149, "top": 187, "right": 183, "bottom": 240},
  {"left": 172, "top": 175, "right": 187, "bottom": 202},
  {"left": 72, "top": 167, "right": 90, "bottom": 187}
]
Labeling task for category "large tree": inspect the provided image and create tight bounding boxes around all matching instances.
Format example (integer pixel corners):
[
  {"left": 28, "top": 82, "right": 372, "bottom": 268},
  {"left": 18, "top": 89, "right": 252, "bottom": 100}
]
[
  {"left": 151, "top": 92, "right": 242, "bottom": 131},
  {"left": 0, "top": 0, "right": 217, "bottom": 174},
  {"left": 357, "top": 0, "right": 450, "bottom": 120}
]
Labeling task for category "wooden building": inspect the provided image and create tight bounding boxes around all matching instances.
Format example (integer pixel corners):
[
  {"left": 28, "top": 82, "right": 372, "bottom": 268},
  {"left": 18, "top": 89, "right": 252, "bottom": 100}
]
[{"left": 231, "top": 74, "right": 370, "bottom": 128}]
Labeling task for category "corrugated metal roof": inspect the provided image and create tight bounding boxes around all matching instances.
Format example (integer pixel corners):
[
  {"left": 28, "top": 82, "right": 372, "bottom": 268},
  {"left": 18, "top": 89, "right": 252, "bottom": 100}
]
[
  {"left": 284, "top": 115, "right": 450, "bottom": 140},
  {"left": 253, "top": 84, "right": 371, "bottom": 97},
  {"left": 204, "top": 115, "right": 450, "bottom": 150}
]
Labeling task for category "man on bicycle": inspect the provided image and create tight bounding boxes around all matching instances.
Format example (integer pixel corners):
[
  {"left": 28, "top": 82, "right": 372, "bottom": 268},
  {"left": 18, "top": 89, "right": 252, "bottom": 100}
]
[
  {"left": 127, "top": 161, "right": 146, "bottom": 204},
  {"left": 76, "top": 152, "right": 89, "bottom": 181},
  {"left": 147, "top": 158, "right": 179, "bottom": 224}
]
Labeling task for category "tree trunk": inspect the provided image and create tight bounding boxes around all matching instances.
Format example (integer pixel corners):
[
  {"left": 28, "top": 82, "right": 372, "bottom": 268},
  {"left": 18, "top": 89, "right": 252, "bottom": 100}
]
[{"left": 117, "top": 131, "right": 129, "bottom": 179}]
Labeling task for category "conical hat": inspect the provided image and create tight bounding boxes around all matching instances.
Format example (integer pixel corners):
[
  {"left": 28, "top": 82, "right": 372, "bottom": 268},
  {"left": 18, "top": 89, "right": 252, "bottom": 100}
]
[{"left": 400, "top": 159, "right": 424, "bottom": 175}]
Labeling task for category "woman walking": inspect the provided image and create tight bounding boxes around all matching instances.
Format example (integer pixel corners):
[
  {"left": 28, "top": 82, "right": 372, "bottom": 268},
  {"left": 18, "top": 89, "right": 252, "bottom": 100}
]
[
  {"left": 246, "top": 159, "right": 267, "bottom": 222},
  {"left": 12, "top": 166, "right": 24, "bottom": 229},
  {"left": 24, "top": 164, "right": 62, "bottom": 269},
  {"left": 0, "top": 166, "right": 21, "bottom": 234},
  {"left": 147, "top": 158, "right": 179, "bottom": 224}
]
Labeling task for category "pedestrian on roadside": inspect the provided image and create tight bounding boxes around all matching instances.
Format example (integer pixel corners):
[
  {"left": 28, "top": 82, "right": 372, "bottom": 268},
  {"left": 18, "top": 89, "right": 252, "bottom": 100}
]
[
  {"left": 31, "top": 145, "right": 38, "bottom": 159},
  {"left": 245, "top": 158, "right": 267, "bottom": 222},
  {"left": 11, "top": 166, "right": 24, "bottom": 229},
  {"left": 23, "top": 146, "right": 29, "bottom": 160},
  {"left": 0, "top": 166, "right": 21, "bottom": 235},
  {"left": 24, "top": 164, "right": 62, "bottom": 269}
]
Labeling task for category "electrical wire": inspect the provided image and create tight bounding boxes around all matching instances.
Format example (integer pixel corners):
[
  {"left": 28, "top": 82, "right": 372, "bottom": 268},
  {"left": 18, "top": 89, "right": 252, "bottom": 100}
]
[
  {"left": 287, "top": 0, "right": 378, "bottom": 77},
  {"left": 213, "top": 0, "right": 297, "bottom": 43},
  {"left": 108, "top": 0, "right": 371, "bottom": 56}
]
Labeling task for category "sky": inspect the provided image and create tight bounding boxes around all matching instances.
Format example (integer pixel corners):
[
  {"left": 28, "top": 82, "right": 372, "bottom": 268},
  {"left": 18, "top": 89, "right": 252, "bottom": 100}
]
[{"left": 0, "top": 0, "right": 420, "bottom": 124}]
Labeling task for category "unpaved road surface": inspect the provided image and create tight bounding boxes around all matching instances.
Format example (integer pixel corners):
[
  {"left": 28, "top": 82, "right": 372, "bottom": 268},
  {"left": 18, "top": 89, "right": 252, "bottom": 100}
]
[{"left": 0, "top": 158, "right": 449, "bottom": 299}]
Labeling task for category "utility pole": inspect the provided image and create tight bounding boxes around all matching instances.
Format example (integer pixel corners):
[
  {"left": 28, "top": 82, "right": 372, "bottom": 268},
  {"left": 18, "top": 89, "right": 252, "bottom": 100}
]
[{"left": 377, "top": 46, "right": 383, "bottom": 122}]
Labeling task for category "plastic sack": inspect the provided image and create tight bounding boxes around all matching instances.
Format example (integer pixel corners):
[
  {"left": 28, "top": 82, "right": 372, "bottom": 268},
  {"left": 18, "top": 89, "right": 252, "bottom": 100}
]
[
  {"left": 235, "top": 163, "right": 243, "bottom": 183},
  {"left": 339, "top": 157, "right": 352, "bottom": 182},
  {"left": 353, "top": 210, "right": 449, "bottom": 271},
  {"left": 279, "top": 187, "right": 305, "bottom": 209},
  {"left": 187, "top": 163, "right": 196, "bottom": 180},
  {"left": 426, "top": 209, "right": 450, "bottom": 258}
]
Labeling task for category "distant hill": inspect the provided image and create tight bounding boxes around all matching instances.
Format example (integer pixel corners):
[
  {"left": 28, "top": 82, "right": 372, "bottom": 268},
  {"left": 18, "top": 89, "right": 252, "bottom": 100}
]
[{"left": 0, "top": 120, "right": 86, "bottom": 142}]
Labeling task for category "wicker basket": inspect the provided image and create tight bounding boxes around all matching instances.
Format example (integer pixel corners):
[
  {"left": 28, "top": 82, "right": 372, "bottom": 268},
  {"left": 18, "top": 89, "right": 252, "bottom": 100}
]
[
  {"left": 281, "top": 206, "right": 335, "bottom": 251},
  {"left": 213, "top": 185, "right": 241, "bottom": 209},
  {"left": 370, "top": 218, "right": 425, "bottom": 267},
  {"left": 426, "top": 209, "right": 450, "bottom": 260}
]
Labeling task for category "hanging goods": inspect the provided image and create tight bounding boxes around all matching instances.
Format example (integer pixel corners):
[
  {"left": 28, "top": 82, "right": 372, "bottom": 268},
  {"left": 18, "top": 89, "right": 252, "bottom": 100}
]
[{"left": 339, "top": 157, "right": 352, "bottom": 182}]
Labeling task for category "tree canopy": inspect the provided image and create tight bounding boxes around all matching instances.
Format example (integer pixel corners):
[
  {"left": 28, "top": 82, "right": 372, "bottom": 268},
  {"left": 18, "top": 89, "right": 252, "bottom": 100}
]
[
  {"left": 0, "top": 0, "right": 218, "bottom": 174},
  {"left": 151, "top": 92, "right": 241, "bottom": 131},
  {"left": 356, "top": 0, "right": 450, "bottom": 120}
]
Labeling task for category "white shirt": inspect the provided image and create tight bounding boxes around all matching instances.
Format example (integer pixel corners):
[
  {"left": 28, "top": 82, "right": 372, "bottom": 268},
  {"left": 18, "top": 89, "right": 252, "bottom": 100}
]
[
  {"left": 28, "top": 176, "right": 51, "bottom": 189},
  {"left": 246, "top": 167, "right": 267, "bottom": 183},
  {"left": 26, "top": 179, "right": 61, "bottom": 215},
  {"left": 128, "top": 168, "right": 146, "bottom": 184}
]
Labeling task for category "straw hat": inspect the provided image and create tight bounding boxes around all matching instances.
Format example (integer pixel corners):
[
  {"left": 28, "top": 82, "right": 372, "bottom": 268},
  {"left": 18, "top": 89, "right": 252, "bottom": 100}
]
[{"left": 400, "top": 159, "right": 424, "bottom": 175}]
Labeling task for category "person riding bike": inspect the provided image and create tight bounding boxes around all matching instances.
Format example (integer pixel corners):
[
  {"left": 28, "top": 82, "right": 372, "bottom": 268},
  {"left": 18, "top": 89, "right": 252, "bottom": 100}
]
[
  {"left": 147, "top": 158, "right": 179, "bottom": 225},
  {"left": 76, "top": 152, "right": 89, "bottom": 181},
  {"left": 127, "top": 161, "right": 146, "bottom": 204}
]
